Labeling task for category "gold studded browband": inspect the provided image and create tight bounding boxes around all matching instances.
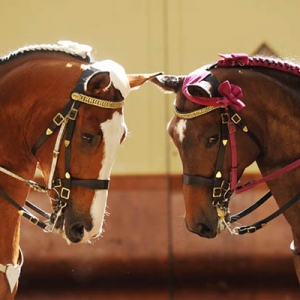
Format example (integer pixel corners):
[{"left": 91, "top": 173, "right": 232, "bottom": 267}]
[
  {"left": 173, "top": 104, "right": 220, "bottom": 119},
  {"left": 71, "top": 92, "right": 124, "bottom": 109}
]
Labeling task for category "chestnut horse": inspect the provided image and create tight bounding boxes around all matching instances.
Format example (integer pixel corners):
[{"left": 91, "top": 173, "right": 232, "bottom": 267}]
[
  {"left": 150, "top": 53, "right": 300, "bottom": 284},
  {"left": 0, "top": 41, "right": 159, "bottom": 298}
]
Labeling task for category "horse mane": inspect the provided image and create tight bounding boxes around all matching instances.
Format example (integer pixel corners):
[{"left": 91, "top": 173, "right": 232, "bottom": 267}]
[
  {"left": 210, "top": 53, "right": 300, "bottom": 78},
  {"left": 0, "top": 41, "right": 92, "bottom": 64}
]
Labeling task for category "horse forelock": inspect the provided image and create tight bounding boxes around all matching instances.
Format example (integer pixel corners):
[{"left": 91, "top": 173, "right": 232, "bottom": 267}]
[{"left": 0, "top": 41, "right": 92, "bottom": 64}]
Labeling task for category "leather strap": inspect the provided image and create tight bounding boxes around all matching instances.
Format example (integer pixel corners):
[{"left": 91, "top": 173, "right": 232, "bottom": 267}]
[
  {"left": 54, "top": 178, "right": 110, "bottom": 190},
  {"left": 0, "top": 189, "right": 47, "bottom": 229},
  {"left": 182, "top": 174, "right": 213, "bottom": 186},
  {"left": 236, "top": 190, "right": 300, "bottom": 234}
]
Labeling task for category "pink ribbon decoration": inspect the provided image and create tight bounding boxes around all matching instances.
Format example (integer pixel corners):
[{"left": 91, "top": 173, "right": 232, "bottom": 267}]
[
  {"left": 218, "top": 53, "right": 249, "bottom": 67},
  {"left": 182, "top": 69, "right": 211, "bottom": 88},
  {"left": 182, "top": 71, "right": 245, "bottom": 111},
  {"left": 217, "top": 80, "right": 245, "bottom": 110}
]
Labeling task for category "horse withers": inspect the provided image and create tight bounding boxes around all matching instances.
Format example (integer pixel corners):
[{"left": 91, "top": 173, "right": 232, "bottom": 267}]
[
  {"left": 0, "top": 41, "right": 160, "bottom": 298},
  {"left": 150, "top": 53, "right": 300, "bottom": 284}
]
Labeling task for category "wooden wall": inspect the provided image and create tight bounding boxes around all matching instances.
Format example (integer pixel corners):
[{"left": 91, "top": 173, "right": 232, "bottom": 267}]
[
  {"left": 18, "top": 175, "right": 298, "bottom": 294},
  {"left": 0, "top": 1, "right": 300, "bottom": 174}
]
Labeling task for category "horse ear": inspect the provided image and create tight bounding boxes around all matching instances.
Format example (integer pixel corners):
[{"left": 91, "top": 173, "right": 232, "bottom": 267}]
[
  {"left": 127, "top": 72, "right": 163, "bottom": 89},
  {"left": 85, "top": 72, "right": 111, "bottom": 95},
  {"left": 149, "top": 75, "right": 183, "bottom": 93},
  {"left": 186, "top": 81, "right": 212, "bottom": 98}
]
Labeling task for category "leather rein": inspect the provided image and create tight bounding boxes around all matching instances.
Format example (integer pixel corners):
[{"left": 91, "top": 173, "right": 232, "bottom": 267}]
[
  {"left": 176, "top": 67, "right": 300, "bottom": 238},
  {"left": 0, "top": 66, "right": 123, "bottom": 232}
]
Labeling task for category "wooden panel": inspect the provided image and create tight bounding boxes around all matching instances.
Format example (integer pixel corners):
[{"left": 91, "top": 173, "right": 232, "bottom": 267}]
[{"left": 19, "top": 175, "right": 296, "bottom": 288}]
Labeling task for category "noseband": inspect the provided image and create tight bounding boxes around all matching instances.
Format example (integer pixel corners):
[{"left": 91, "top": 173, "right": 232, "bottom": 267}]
[
  {"left": 0, "top": 66, "right": 124, "bottom": 231},
  {"left": 179, "top": 107, "right": 260, "bottom": 206}
]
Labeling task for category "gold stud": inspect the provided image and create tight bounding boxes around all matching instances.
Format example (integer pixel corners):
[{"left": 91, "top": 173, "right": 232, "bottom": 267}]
[{"left": 46, "top": 129, "right": 53, "bottom": 135}]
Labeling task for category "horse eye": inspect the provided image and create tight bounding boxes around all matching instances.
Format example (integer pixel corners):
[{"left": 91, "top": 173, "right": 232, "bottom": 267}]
[
  {"left": 82, "top": 133, "right": 95, "bottom": 145},
  {"left": 206, "top": 135, "right": 219, "bottom": 148}
]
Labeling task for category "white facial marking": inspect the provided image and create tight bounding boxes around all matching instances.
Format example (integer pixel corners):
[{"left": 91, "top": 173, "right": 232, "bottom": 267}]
[
  {"left": 175, "top": 119, "right": 187, "bottom": 143},
  {"left": 83, "top": 111, "right": 126, "bottom": 242}
]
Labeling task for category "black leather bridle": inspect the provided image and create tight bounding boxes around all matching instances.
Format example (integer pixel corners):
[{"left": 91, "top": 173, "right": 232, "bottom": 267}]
[{"left": 0, "top": 66, "right": 124, "bottom": 231}]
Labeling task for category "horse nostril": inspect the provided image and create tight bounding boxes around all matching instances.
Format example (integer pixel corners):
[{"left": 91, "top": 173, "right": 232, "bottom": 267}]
[
  {"left": 198, "top": 223, "right": 213, "bottom": 237},
  {"left": 69, "top": 223, "right": 85, "bottom": 243},
  {"left": 185, "top": 219, "right": 216, "bottom": 238}
]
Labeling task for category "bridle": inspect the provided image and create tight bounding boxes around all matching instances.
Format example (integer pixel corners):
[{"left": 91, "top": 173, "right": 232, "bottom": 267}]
[
  {"left": 180, "top": 106, "right": 260, "bottom": 207},
  {"left": 0, "top": 66, "right": 124, "bottom": 231},
  {"left": 175, "top": 68, "right": 300, "bottom": 240}
]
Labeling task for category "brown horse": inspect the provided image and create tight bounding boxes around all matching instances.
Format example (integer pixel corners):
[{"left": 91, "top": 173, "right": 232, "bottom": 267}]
[
  {"left": 150, "top": 53, "right": 300, "bottom": 284},
  {"left": 0, "top": 41, "right": 159, "bottom": 298}
]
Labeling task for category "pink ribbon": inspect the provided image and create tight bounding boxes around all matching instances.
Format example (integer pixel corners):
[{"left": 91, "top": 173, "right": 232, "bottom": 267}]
[
  {"left": 218, "top": 53, "right": 249, "bottom": 67},
  {"left": 182, "top": 76, "right": 245, "bottom": 111},
  {"left": 217, "top": 81, "right": 245, "bottom": 110}
]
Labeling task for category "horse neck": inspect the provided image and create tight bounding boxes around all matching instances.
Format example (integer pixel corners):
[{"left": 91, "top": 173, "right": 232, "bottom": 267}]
[
  {"left": 0, "top": 53, "right": 86, "bottom": 267},
  {"left": 214, "top": 67, "right": 300, "bottom": 207},
  {"left": 0, "top": 205, "right": 20, "bottom": 263},
  {"left": 214, "top": 66, "right": 300, "bottom": 157},
  {"left": 0, "top": 53, "right": 87, "bottom": 176}
]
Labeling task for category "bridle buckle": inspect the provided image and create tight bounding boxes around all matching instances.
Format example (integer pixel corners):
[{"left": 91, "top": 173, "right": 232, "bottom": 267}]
[
  {"left": 231, "top": 113, "right": 242, "bottom": 124},
  {"left": 60, "top": 187, "right": 70, "bottom": 200}
]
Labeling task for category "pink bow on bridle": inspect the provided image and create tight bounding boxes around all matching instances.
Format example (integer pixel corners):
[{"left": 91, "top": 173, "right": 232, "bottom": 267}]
[
  {"left": 218, "top": 53, "right": 249, "bottom": 67},
  {"left": 217, "top": 80, "right": 245, "bottom": 110},
  {"left": 182, "top": 74, "right": 245, "bottom": 111}
]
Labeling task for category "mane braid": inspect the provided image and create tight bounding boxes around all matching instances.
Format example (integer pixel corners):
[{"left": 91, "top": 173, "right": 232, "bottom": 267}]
[
  {"left": 0, "top": 43, "right": 92, "bottom": 65},
  {"left": 212, "top": 54, "right": 300, "bottom": 78}
]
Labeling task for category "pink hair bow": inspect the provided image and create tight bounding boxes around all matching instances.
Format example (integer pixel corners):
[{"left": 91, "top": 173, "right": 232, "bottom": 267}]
[
  {"left": 218, "top": 53, "right": 249, "bottom": 67},
  {"left": 217, "top": 80, "right": 245, "bottom": 110}
]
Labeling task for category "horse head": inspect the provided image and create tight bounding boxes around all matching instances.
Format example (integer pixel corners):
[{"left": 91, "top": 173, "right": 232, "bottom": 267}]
[
  {"left": 151, "top": 53, "right": 300, "bottom": 286},
  {"left": 150, "top": 72, "right": 260, "bottom": 238},
  {"left": 35, "top": 63, "right": 160, "bottom": 243},
  {"left": 24, "top": 50, "right": 160, "bottom": 244},
  {"left": 0, "top": 41, "right": 162, "bottom": 297}
]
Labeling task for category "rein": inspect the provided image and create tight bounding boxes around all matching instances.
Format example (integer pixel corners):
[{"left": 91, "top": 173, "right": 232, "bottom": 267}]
[
  {"left": 177, "top": 53, "right": 300, "bottom": 236},
  {"left": 0, "top": 66, "right": 123, "bottom": 232}
]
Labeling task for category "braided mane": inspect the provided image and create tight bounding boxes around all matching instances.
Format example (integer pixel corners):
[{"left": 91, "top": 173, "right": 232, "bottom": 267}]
[
  {"left": 0, "top": 41, "right": 92, "bottom": 64},
  {"left": 212, "top": 53, "right": 300, "bottom": 78}
]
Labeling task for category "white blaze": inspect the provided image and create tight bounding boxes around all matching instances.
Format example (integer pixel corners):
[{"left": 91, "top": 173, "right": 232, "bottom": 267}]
[
  {"left": 175, "top": 119, "right": 187, "bottom": 143},
  {"left": 84, "top": 111, "right": 126, "bottom": 241}
]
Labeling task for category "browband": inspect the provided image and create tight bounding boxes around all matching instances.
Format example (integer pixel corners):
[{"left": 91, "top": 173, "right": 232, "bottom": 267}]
[{"left": 71, "top": 92, "right": 124, "bottom": 109}]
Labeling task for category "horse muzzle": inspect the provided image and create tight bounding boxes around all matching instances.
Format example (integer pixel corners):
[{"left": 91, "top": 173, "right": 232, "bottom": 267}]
[{"left": 184, "top": 206, "right": 230, "bottom": 238}]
